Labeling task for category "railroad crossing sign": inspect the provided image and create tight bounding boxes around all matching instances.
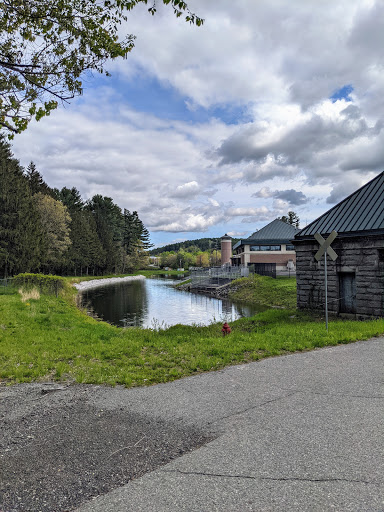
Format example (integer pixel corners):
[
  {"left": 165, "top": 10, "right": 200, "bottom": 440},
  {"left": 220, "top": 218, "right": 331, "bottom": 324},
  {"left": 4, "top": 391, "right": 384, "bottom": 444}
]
[
  {"left": 314, "top": 231, "right": 338, "bottom": 261},
  {"left": 314, "top": 230, "right": 338, "bottom": 331}
]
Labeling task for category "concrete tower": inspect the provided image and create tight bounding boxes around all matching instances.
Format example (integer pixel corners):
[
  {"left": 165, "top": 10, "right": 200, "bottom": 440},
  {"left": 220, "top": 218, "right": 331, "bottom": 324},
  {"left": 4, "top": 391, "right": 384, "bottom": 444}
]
[{"left": 221, "top": 234, "right": 232, "bottom": 265}]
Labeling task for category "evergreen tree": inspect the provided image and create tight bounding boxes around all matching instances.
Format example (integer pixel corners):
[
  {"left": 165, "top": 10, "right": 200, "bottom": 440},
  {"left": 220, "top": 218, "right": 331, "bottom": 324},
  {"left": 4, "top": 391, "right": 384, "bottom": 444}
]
[
  {"left": 63, "top": 209, "right": 105, "bottom": 275},
  {"left": 0, "top": 139, "right": 42, "bottom": 276},
  {"left": 87, "top": 195, "right": 124, "bottom": 273},
  {"left": 57, "top": 187, "right": 84, "bottom": 213},
  {"left": 0, "top": 142, "right": 151, "bottom": 276},
  {"left": 25, "top": 162, "right": 53, "bottom": 196},
  {"left": 82, "top": 211, "right": 106, "bottom": 275},
  {"left": 123, "top": 210, "right": 153, "bottom": 253},
  {"left": 278, "top": 211, "right": 300, "bottom": 228}
]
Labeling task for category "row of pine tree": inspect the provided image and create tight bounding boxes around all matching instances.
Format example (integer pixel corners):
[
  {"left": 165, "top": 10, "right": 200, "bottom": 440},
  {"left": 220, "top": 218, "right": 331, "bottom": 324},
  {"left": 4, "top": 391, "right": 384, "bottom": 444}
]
[{"left": 0, "top": 138, "right": 152, "bottom": 278}]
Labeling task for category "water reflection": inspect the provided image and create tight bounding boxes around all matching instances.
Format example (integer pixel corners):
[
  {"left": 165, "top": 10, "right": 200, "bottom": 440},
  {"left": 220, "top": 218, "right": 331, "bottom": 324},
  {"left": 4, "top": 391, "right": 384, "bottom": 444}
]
[
  {"left": 80, "top": 277, "right": 262, "bottom": 328},
  {"left": 82, "top": 280, "right": 148, "bottom": 327}
]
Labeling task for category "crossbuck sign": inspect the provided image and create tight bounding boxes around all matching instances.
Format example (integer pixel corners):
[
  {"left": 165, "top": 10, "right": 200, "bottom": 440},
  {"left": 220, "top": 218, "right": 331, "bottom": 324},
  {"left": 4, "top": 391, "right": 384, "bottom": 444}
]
[
  {"left": 314, "top": 230, "right": 338, "bottom": 331},
  {"left": 314, "top": 231, "right": 338, "bottom": 262}
]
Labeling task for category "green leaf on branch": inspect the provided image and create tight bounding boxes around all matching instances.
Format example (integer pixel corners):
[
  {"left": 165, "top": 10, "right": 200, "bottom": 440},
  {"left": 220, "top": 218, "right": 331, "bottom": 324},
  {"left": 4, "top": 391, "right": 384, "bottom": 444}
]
[{"left": 0, "top": 0, "right": 204, "bottom": 136}]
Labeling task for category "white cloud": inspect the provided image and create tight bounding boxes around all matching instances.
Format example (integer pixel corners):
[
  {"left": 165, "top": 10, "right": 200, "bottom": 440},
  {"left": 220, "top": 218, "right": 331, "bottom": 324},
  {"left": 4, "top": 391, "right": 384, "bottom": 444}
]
[
  {"left": 227, "top": 207, "right": 270, "bottom": 217},
  {"left": 149, "top": 213, "right": 226, "bottom": 233},
  {"left": 170, "top": 181, "right": 200, "bottom": 198},
  {"left": 8, "top": 0, "right": 384, "bottom": 243},
  {"left": 227, "top": 231, "right": 249, "bottom": 237}
]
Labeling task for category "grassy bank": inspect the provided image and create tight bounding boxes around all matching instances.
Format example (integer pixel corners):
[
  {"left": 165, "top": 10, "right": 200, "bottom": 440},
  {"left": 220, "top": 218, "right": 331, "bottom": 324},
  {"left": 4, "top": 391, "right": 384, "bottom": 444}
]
[
  {"left": 229, "top": 274, "right": 297, "bottom": 308},
  {"left": 1, "top": 276, "right": 383, "bottom": 386}
]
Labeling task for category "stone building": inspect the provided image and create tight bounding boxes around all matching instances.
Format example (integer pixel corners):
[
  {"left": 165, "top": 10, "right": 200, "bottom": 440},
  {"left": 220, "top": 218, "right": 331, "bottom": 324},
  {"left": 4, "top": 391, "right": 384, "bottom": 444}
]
[
  {"left": 232, "top": 219, "right": 300, "bottom": 270},
  {"left": 294, "top": 171, "right": 384, "bottom": 317}
]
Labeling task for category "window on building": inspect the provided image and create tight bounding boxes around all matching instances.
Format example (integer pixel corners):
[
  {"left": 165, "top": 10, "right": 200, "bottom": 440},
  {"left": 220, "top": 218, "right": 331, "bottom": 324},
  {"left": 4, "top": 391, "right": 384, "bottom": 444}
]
[
  {"left": 286, "top": 244, "right": 295, "bottom": 251},
  {"left": 250, "top": 245, "right": 281, "bottom": 251}
]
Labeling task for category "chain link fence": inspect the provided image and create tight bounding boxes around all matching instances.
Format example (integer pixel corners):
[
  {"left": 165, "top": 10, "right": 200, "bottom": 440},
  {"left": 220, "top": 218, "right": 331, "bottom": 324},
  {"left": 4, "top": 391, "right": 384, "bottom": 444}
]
[
  {"left": 0, "top": 277, "right": 15, "bottom": 294},
  {"left": 190, "top": 266, "right": 251, "bottom": 290}
]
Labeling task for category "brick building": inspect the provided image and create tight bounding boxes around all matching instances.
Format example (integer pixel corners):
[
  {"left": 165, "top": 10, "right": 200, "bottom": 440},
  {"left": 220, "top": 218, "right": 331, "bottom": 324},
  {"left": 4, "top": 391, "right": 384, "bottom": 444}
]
[
  {"left": 294, "top": 171, "right": 384, "bottom": 317},
  {"left": 232, "top": 219, "right": 300, "bottom": 270}
]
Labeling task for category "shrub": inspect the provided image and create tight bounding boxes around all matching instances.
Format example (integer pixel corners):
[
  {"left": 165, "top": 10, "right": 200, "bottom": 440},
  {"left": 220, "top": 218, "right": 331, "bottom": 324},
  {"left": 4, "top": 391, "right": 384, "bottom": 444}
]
[{"left": 13, "top": 273, "right": 66, "bottom": 296}]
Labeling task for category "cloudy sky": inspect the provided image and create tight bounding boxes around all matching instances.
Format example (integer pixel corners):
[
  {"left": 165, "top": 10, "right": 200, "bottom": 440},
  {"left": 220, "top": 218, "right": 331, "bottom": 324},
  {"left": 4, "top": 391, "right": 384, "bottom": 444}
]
[{"left": 11, "top": 0, "right": 384, "bottom": 247}]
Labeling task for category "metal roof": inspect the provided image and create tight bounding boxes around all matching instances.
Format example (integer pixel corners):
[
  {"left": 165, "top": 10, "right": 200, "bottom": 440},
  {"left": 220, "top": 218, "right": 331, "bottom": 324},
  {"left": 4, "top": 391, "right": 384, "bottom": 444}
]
[
  {"left": 247, "top": 219, "right": 300, "bottom": 240},
  {"left": 296, "top": 171, "right": 384, "bottom": 239},
  {"left": 233, "top": 219, "right": 300, "bottom": 249}
]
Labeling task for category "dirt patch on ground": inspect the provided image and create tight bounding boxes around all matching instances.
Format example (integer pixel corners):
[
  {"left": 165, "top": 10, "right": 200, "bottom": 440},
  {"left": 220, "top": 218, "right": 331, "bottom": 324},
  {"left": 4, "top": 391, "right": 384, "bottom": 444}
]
[{"left": 0, "top": 384, "right": 215, "bottom": 512}]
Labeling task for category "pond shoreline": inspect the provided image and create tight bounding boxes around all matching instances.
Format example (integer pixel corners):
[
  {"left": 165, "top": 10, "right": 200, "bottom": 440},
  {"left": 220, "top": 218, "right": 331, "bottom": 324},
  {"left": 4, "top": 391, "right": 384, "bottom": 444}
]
[
  {"left": 177, "top": 281, "right": 232, "bottom": 300},
  {"left": 74, "top": 275, "right": 145, "bottom": 292},
  {"left": 77, "top": 275, "right": 258, "bottom": 328}
]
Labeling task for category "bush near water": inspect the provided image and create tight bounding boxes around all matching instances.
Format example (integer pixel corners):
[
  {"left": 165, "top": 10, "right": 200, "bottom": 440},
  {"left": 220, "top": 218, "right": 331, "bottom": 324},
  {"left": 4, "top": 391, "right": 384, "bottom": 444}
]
[{"left": 13, "top": 273, "right": 65, "bottom": 296}]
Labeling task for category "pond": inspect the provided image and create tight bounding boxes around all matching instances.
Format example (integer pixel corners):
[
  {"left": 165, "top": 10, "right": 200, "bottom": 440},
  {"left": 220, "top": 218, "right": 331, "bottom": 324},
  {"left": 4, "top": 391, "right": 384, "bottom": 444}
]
[{"left": 80, "top": 276, "right": 262, "bottom": 328}]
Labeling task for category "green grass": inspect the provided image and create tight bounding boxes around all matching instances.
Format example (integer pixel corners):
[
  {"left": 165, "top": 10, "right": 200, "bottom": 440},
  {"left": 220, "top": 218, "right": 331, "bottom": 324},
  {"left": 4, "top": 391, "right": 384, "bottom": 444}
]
[
  {"left": 1, "top": 277, "right": 383, "bottom": 387},
  {"left": 229, "top": 274, "right": 297, "bottom": 308}
]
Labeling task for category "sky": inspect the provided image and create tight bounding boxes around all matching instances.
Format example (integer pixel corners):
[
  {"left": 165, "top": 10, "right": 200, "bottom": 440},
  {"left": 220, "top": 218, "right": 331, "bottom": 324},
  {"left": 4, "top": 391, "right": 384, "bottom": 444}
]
[{"left": 11, "top": 0, "right": 384, "bottom": 247}]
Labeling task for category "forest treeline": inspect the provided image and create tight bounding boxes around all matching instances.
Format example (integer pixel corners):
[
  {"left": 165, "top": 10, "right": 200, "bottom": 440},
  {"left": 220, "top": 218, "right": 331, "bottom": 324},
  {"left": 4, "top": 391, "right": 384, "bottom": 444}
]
[
  {"left": 150, "top": 236, "right": 243, "bottom": 269},
  {"left": 0, "top": 138, "right": 152, "bottom": 278},
  {"left": 151, "top": 237, "right": 240, "bottom": 269},
  {"left": 151, "top": 237, "right": 240, "bottom": 255},
  {"left": 156, "top": 247, "right": 222, "bottom": 269}
]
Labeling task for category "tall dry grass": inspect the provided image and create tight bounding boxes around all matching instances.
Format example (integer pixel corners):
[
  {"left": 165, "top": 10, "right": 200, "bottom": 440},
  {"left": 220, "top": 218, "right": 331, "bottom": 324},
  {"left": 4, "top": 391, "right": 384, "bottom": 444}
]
[{"left": 19, "top": 288, "right": 40, "bottom": 302}]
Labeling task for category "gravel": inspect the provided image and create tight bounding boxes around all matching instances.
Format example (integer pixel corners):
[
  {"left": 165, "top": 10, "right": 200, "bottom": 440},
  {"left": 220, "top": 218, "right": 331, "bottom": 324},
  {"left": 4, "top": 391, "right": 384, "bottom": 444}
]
[
  {"left": 73, "top": 276, "right": 145, "bottom": 292},
  {"left": 0, "top": 383, "right": 215, "bottom": 512}
]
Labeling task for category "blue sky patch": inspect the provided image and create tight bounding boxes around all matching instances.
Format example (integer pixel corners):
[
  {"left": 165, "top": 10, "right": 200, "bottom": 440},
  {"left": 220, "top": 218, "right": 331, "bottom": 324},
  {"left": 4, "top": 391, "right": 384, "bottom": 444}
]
[
  {"left": 85, "top": 72, "right": 250, "bottom": 125},
  {"left": 330, "top": 84, "right": 354, "bottom": 103}
]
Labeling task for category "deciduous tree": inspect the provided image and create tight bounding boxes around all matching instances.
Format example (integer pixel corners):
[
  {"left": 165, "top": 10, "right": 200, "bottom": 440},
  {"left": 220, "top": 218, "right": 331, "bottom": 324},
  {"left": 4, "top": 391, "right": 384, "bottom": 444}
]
[
  {"left": 0, "top": 0, "right": 203, "bottom": 135},
  {"left": 34, "top": 192, "right": 72, "bottom": 269}
]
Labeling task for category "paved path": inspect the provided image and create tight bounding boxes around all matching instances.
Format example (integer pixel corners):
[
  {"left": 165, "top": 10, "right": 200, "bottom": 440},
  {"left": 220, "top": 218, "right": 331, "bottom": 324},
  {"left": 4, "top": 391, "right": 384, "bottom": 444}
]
[{"left": 74, "top": 337, "right": 384, "bottom": 512}]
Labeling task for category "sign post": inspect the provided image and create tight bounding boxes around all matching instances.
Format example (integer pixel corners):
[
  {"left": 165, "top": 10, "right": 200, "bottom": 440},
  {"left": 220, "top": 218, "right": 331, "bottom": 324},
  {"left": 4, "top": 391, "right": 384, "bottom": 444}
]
[{"left": 314, "top": 231, "right": 338, "bottom": 331}]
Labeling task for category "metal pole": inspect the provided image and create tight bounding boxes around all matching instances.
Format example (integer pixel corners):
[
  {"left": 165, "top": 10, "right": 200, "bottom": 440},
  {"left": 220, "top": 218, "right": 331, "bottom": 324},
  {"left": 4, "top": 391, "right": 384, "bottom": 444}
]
[{"left": 325, "top": 251, "right": 328, "bottom": 331}]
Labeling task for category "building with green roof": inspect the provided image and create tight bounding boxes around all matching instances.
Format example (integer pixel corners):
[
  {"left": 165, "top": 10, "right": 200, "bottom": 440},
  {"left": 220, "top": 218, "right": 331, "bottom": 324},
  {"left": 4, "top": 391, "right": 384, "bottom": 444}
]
[
  {"left": 232, "top": 219, "right": 300, "bottom": 270},
  {"left": 294, "top": 171, "right": 384, "bottom": 317}
]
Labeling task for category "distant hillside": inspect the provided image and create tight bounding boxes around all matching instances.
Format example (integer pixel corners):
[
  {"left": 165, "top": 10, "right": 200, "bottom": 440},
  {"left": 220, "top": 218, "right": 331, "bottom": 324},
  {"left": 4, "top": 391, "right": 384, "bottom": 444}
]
[{"left": 150, "top": 237, "right": 240, "bottom": 255}]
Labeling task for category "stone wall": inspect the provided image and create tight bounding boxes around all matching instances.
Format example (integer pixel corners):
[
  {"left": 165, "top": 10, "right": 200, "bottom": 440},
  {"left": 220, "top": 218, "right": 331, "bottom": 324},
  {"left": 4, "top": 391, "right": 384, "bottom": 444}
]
[{"left": 295, "top": 235, "right": 384, "bottom": 317}]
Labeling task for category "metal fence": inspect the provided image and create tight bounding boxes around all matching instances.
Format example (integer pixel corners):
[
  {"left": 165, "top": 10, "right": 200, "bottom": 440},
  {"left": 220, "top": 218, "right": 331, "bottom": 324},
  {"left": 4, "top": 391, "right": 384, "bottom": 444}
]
[
  {"left": 0, "top": 277, "right": 15, "bottom": 294},
  {"left": 190, "top": 266, "right": 251, "bottom": 290},
  {"left": 252, "top": 263, "right": 277, "bottom": 278}
]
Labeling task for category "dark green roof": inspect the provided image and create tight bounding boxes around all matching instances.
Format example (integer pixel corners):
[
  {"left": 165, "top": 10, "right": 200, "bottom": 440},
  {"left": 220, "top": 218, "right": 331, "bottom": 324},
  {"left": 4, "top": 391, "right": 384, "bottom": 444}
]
[
  {"left": 296, "top": 171, "right": 384, "bottom": 239},
  {"left": 233, "top": 219, "right": 300, "bottom": 249},
  {"left": 247, "top": 219, "right": 300, "bottom": 240}
]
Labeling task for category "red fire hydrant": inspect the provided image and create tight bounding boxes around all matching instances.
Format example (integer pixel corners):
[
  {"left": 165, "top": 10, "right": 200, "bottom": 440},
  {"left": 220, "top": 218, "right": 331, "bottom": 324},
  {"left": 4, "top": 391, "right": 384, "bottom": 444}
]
[{"left": 222, "top": 322, "right": 231, "bottom": 336}]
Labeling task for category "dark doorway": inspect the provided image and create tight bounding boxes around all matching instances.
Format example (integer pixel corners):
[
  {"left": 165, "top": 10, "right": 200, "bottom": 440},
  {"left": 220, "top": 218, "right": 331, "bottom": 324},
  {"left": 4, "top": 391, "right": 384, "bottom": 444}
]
[{"left": 339, "top": 272, "right": 356, "bottom": 313}]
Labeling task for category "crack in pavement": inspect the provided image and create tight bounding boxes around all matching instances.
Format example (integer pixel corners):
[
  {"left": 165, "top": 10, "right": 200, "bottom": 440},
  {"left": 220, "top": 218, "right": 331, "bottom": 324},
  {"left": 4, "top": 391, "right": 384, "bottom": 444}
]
[
  {"left": 308, "top": 391, "right": 384, "bottom": 400},
  {"left": 280, "top": 387, "right": 384, "bottom": 400},
  {"left": 162, "top": 469, "right": 381, "bottom": 486},
  {"left": 207, "top": 391, "right": 299, "bottom": 427}
]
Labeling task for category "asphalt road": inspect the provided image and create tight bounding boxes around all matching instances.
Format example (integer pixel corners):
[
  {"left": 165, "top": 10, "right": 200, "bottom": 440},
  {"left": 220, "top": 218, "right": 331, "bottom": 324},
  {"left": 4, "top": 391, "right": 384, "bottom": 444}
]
[{"left": 1, "top": 337, "right": 383, "bottom": 511}]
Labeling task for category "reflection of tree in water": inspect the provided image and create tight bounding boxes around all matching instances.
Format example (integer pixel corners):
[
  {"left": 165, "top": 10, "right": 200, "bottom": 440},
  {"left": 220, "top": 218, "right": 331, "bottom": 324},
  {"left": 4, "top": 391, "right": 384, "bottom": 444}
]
[
  {"left": 120, "top": 281, "right": 148, "bottom": 327},
  {"left": 82, "top": 281, "right": 148, "bottom": 327},
  {"left": 81, "top": 279, "right": 264, "bottom": 328}
]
